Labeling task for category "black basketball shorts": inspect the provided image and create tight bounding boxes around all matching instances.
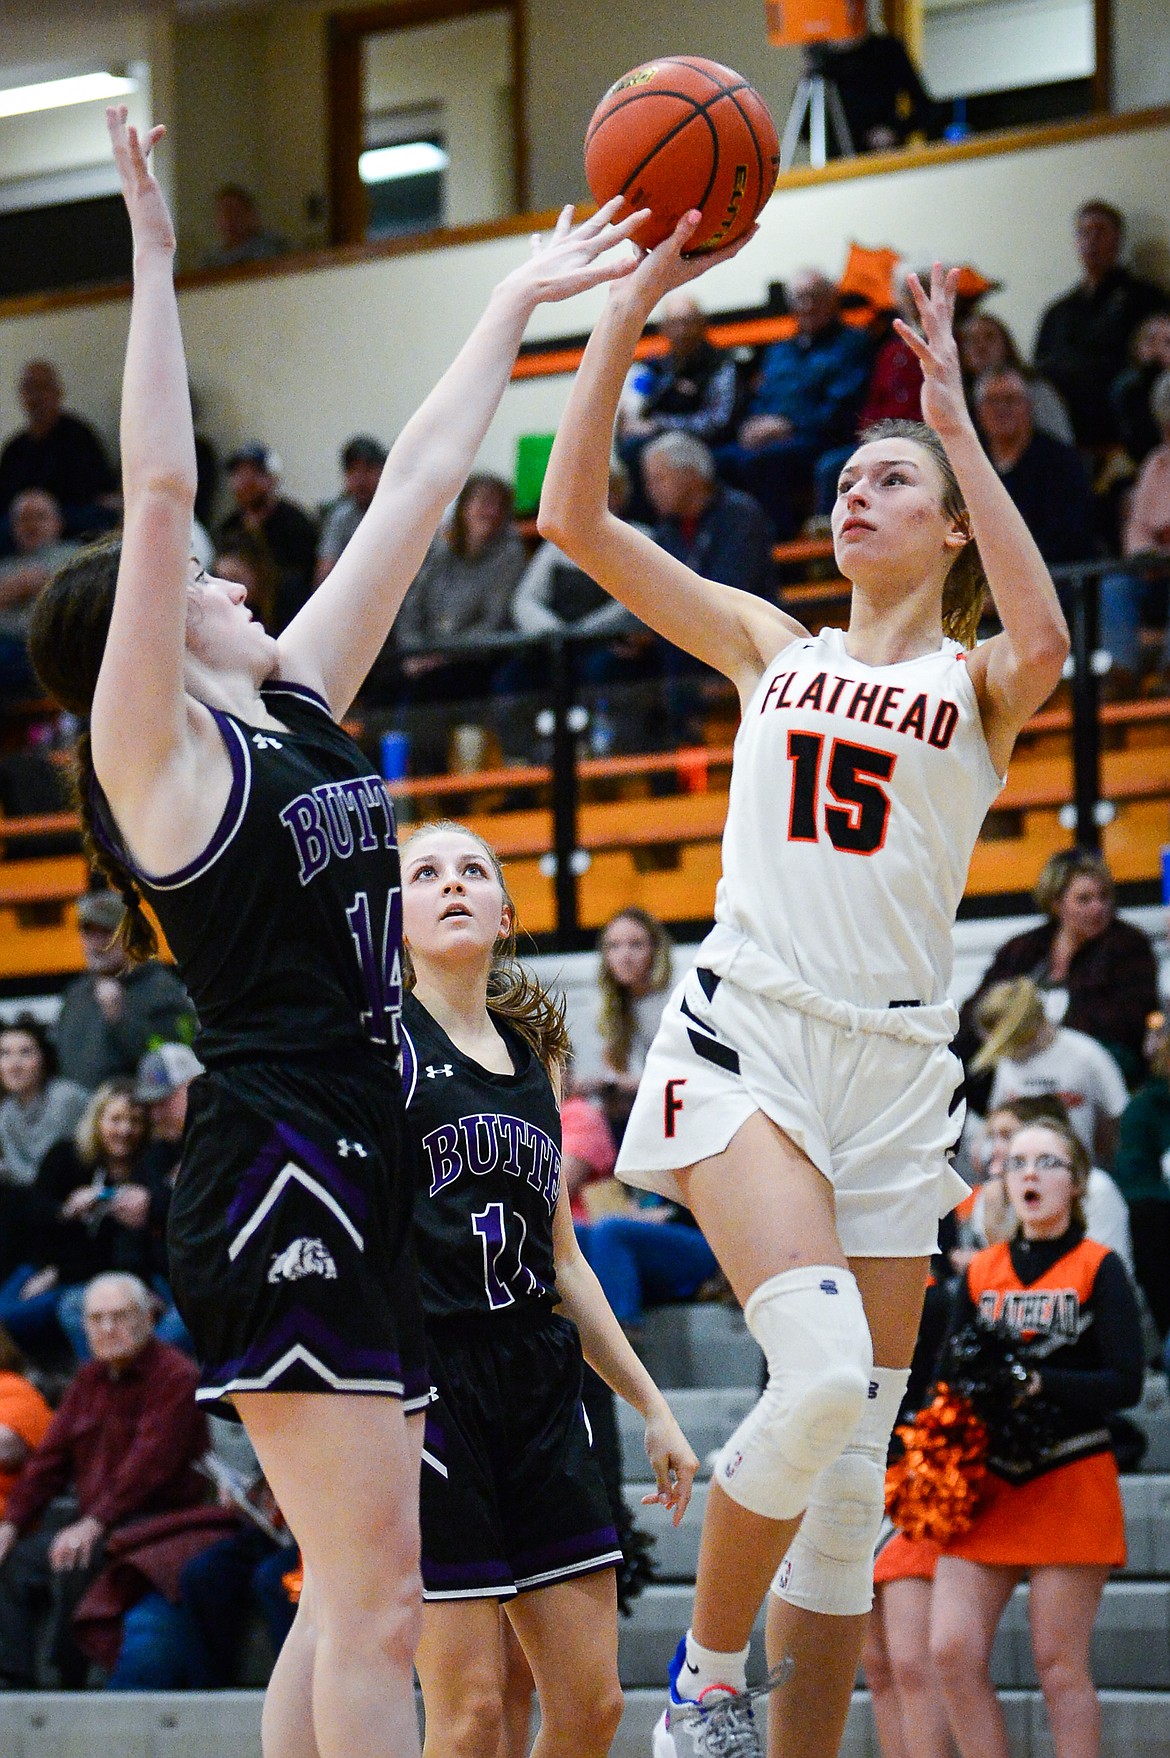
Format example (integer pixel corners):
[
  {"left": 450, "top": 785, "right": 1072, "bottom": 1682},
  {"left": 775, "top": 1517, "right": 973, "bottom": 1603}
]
[{"left": 420, "top": 1307, "right": 622, "bottom": 1599}]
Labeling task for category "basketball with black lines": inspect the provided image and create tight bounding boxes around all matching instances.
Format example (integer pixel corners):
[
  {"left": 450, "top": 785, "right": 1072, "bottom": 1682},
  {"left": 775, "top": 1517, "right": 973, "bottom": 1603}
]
[{"left": 584, "top": 57, "right": 779, "bottom": 253}]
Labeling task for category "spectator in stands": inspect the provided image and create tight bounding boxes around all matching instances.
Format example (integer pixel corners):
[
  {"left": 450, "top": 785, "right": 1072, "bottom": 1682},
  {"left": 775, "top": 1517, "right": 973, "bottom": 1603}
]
[
  {"left": 0, "top": 1329, "right": 51, "bottom": 1520},
  {"left": 0, "top": 1272, "right": 207, "bottom": 1687},
  {"left": 315, "top": 435, "right": 387, "bottom": 583},
  {"left": 398, "top": 473, "right": 525, "bottom": 652},
  {"left": 0, "top": 363, "right": 118, "bottom": 546},
  {"left": 957, "top": 850, "right": 1159, "bottom": 1085},
  {"left": 178, "top": 1481, "right": 297, "bottom": 1686},
  {"left": 54, "top": 891, "right": 192, "bottom": 1092},
  {"left": 214, "top": 444, "right": 318, "bottom": 633},
  {"left": 813, "top": 268, "right": 928, "bottom": 513},
  {"left": 807, "top": 30, "right": 939, "bottom": 152},
  {"left": 133, "top": 1044, "right": 202, "bottom": 1353},
  {"left": 571, "top": 909, "right": 674, "bottom": 1146},
  {"left": 213, "top": 534, "right": 279, "bottom": 633},
  {"left": 0, "top": 1015, "right": 88, "bottom": 1194},
  {"left": 512, "top": 459, "right": 644, "bottom": 645},
  {"left": 971, "top": 978, "right": 1129, "bottom": 1166},
  {"left": 577, "top": 1190, "right": 719, "bottom": 1334},
  {"left": 716, "top": 269, "right": 872, "bottom": 535},
  {"left": 931, "top": 1117, "right": 1144, "bottom": 1758},
  {"left": 973, "top": 367, "right": 1099, "bottom": 565},
  {"left": 1033, "top": 200, "right": 1168, "bottom": 448},
  {"left": 967, "top": 1095, "right": 1134, "bottom": 1274},
  {"left": 21, "top": 1080, "right": 154, "bottom": 1362},
  {"left": 0, "top": 490, "right": 78, "bottom": 696},
  {"left": 1110, "top": 312, "right": 1170, "bottom": 465},
  {"left": 616, "top": 291, "right": 739, "bottom": 505},
  {"left": 643, "top": 431, "right": 775, "bottom": 599},
  {"left": 1113, "top": 1010, "right": 1170, "bottom": 1341},
  {"left": 959, "top": 312, "right": 1074, "bottom": 443},
  {"left": 1098, "top": 368, "right": 1170, "bottom": 690},
  {"left": 203, "top": 185, "right": 289, "bottom": 271}
]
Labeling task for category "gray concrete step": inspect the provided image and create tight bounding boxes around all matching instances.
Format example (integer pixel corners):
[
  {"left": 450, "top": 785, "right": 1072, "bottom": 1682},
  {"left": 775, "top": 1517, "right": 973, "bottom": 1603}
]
[
  {"left": 616, "top": 1580, "right": 1170, "bottom": 1689},
  {"left": 627, "top": 1475, "right": 1170, "bottom": 1581},
  {"left": 611, "top": 1689, "right": 1170, "bottom": 1758},
  {"left": 621, "top": 1372, "right": 1170, "bottom": 1475},
  {"left": 2, "top": 1687, "right": 1168, "bottom": 1758}
]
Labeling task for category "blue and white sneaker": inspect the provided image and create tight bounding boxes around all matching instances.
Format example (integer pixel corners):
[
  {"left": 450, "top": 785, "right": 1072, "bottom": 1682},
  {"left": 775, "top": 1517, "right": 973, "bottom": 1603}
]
[{"left": 651, "top": 1637, "right": 792, "bottom": 1758}]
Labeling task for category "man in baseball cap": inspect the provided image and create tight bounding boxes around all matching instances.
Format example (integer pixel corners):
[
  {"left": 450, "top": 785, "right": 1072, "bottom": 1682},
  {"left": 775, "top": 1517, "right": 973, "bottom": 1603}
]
[{"left": 55, "top": 893, "right": 192, "bottom": 1090}]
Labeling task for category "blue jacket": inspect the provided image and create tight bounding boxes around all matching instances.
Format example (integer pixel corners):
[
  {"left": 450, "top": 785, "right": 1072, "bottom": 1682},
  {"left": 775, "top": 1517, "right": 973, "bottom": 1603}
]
[
  {"left": 748, "top": 322, "right": 873, "bottom": 449},
  {"left": 652, "top": 484, "right": 776, "bottom": 598}
]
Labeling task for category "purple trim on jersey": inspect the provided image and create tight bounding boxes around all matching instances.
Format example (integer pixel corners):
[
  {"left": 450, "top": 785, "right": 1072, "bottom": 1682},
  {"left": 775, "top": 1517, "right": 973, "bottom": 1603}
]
[
  {"left": 400, "top": 1026, "right": 418, "bottom": 1108},
  {"left": 131, "top": 711, "right": 252, "bottom": 889},
  {"left": 262, "top": 680, "right": 333, "bottom": 715},
  {"left": 224, "top": 1123, "right": 369, "bottom": 1234},
  {"left": 510, "top": 1524, "right": 621, "bottom": 1575},
  {"left": 204, "top": 1303, "right": 420, "bottom": 1389}
]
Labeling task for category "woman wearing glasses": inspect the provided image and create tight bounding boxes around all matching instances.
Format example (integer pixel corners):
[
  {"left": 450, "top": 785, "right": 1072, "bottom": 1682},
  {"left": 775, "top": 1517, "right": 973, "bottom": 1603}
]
[{"left": 929, "top": 1115, "right": 1144, "bottom": 1758}]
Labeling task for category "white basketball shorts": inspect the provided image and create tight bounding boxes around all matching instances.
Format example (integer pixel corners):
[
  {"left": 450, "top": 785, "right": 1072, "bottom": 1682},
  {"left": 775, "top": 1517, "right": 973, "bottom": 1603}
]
[{"left": 615, "top": 962, "right": 969, "bottom": 1259}]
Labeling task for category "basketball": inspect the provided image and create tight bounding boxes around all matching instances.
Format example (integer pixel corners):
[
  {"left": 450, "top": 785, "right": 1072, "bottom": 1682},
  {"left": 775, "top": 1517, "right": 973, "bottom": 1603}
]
[{"left": 584, "top": 56, "right": 779, "bottom": 253}]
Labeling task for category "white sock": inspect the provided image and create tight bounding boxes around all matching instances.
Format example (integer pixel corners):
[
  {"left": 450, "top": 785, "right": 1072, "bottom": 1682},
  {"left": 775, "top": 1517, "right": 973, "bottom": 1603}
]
[{"left": 679, "top": 1630, "right": 750, "bottom": 1698}]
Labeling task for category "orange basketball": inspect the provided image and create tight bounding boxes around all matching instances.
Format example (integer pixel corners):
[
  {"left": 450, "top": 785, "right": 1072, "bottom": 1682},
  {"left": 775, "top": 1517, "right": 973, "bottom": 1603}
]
[{"left": 584, "top": 57, "right": 779, "bottom": 254}]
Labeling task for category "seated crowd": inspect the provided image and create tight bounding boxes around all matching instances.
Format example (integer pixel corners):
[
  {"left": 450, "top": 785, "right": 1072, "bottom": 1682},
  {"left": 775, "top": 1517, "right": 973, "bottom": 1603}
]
[
  {"left": 2, "top": 196, "right": 1169, "bottom": 755},
  {"left": 0, "top": 837, "right": 1162, "bottom": 1698}
]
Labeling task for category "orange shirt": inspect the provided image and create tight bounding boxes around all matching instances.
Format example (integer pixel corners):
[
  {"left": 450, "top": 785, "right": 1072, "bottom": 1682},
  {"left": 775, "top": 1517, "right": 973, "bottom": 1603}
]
[{"left": 0, "top": 1371, "right": 52, "bottom": 1518}]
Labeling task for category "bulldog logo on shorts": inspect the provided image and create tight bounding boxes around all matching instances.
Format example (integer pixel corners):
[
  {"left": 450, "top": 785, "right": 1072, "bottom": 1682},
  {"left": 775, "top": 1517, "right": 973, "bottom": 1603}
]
[{"left": 268, "top": 1237, "right": 339, "bottom": 1283}]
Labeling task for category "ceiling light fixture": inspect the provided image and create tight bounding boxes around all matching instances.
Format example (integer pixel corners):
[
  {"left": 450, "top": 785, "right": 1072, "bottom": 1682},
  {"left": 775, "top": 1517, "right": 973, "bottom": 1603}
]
[
  {"left": 0, "top": 71, "right": 138, "bottom": 122},
  {"left": 359, "top": 141, "right": 449, "bottom": 184}
]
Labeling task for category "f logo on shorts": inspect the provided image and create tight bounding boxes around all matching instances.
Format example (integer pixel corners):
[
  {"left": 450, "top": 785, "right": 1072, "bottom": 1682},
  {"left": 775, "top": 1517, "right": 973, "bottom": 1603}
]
[{"left": 664, "top": 1078, "right": 687, "bottom": 1138}]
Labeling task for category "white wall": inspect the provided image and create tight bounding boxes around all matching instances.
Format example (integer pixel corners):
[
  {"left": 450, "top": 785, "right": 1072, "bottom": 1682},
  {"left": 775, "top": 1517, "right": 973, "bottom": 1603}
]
[
  {"left": 363, "top": 10, "right": 512, "bottom": 228},
  {"left": 1, "top": 113, "right": 1166, "bottom": 510}
]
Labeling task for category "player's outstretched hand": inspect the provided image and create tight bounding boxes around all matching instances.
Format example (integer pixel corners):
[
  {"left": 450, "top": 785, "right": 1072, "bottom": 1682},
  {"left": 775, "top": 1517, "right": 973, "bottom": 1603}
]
[
  {"left": 500, "top": 197, "right": 650, "bottom": 309},
  {"left": 618, "top": 209, "right": 759, "bottom": 319},
  {"left": 642, "top": 1403, "right": 699, "bottom": 1527},
  {"left": 893, "top": 263, "right": 971, "bottom": 440},
  {"left": 107, "top": 106, "right": 174, "bottom": 256}
]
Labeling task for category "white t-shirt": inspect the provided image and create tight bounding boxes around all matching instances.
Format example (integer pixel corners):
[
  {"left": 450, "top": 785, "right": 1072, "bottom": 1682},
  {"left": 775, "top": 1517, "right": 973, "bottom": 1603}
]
[{"left": 987, "top": 1027, "right": 1130, "bottom": 1155}]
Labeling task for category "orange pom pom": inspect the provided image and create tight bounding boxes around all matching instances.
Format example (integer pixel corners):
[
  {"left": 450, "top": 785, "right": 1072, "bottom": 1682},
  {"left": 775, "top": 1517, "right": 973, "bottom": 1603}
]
[
  {"left": 282, "top": 1556, "right": 304, "bottom": 1604},
  {"left": 885, "top": 1383, "right": 990, "bottom": 1545}
]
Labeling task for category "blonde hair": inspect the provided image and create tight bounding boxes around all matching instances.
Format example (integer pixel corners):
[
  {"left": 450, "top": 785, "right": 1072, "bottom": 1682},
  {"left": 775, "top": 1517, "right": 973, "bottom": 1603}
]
[
  {"left": 1032, "top": 848, "right": 1115, "bottom": 918},
  {"left": 73, "top": 1078, "right": 146, "bottom": 1170},
  {"left": 858, "top": 419, "right": 988, "bottom": 649},
  {"left": 972, "top": 977, "right": 1048, "bottom": 1071},
  {"left": 597, "top": 908, "right": 674, "bottom": 1073},
  {"left": 1005, "top": 1115, "right": 1090, "bottom": 1233},
  {"left": 400, "top": 820, "right": 571, "bottom": 1077}
]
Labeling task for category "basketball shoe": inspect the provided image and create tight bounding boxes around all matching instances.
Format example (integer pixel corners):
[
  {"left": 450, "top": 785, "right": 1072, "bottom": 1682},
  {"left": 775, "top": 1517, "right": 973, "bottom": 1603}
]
[{"left": 652, "top": 1637, "right": 792, "bottom": 1758}]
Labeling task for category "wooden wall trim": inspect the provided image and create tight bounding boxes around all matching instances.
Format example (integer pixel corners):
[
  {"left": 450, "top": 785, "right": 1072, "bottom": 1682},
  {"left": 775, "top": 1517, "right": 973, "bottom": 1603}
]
[{"left": 2, "top": 102, "right": 1166, "bottom": 326}]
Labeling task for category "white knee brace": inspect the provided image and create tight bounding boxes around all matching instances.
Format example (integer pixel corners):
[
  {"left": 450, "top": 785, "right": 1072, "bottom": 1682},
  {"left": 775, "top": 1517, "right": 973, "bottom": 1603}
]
[
  {"left": 771, "top": 1364, "right": 910, "bottom": 1616},
  {"left": 713, "top": 1266, "right": 873, "bottom": 1522}
]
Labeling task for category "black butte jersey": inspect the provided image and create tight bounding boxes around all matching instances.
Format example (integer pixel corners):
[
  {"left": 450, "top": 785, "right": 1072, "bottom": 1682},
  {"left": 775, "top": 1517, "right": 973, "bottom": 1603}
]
[
  {"left": 402, "top": 992, "right": 561, "bottom": 1320},
  {"left": 93, "top": 682, "right": 403, "bottom": 1069}
]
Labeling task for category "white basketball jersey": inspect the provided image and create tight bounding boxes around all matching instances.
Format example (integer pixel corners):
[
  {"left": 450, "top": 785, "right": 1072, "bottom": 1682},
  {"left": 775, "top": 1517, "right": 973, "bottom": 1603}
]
[{"left": 714, "top": 628, "right": 1004, "bottom": 1009}]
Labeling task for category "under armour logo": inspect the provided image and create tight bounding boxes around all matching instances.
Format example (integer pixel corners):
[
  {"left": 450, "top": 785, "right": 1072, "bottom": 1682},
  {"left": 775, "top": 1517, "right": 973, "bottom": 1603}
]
[
  {"left": 252, "top": 733, "right": 283, "bottom": 750},
  {"left": 819, "top": 1279, "right": 839, "bottom": 1294},
  {"left": 337, "top": 1138, "right": 368, "bottom": 1158},
  {"left": 425, "top": 1064, "right": 454, "bottom": 1079}
]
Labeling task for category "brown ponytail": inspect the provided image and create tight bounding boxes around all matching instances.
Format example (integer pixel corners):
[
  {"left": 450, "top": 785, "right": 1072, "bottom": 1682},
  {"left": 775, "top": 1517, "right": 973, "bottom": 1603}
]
[
  {"left": 400, "top": 820, "right": 572, "bottom": 1077},
  {"left": 28, "top": 536, "right": 158, "bottom": 963},
  {"left": 859, "top": 418, "right": 989, "bottom": 649}
]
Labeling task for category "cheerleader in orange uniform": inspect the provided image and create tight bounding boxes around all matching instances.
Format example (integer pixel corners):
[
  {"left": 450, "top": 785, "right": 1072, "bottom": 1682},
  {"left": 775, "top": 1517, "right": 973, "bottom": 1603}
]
[{"left": 930, "top": 1117, "right": 1144, "bottom": 1758}]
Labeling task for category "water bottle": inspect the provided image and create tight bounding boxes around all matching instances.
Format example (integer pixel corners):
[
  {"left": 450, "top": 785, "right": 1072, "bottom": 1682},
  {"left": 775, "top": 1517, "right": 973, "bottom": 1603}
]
[
  {"left": 379, "top": 729, "right": 409, "bottom": 781},
  {"left": 590, "top": 698, "right": 616, "bottom": 758}
]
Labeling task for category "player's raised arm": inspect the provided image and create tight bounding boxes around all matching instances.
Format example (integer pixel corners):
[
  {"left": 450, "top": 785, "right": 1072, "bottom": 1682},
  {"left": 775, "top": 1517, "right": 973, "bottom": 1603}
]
[
  {"left": 896, "top": 266, "right": 1070, "bottom": 773},
  {"left": 538, "top": 211, "right": 808, "bottom": 704},
  {"left": 90, "top": 110, "right": 198, "bottom": 806},
  {"left": 277, "top": 200, "right": 646, "bottom": 716}
]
